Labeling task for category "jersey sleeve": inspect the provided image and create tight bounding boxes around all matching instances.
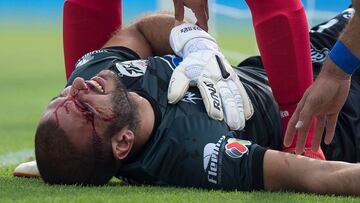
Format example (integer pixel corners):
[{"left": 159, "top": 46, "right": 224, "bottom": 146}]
[{"left": 169, "top": 133, "right": 268, "bottom": 191}]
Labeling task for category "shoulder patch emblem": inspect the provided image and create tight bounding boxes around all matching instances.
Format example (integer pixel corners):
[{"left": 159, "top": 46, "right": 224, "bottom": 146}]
[
  {"left": 76, "top": 55, "right": 94, "bottom": 67},
  {"left": 76, "top": 49, "right": 108, "bottom": 68},
  {"left": 203, "top": 136, "right": 226, "bottom": 184},
  {"left": 115, "top": 60, "right": 147, "bottom": 77}
]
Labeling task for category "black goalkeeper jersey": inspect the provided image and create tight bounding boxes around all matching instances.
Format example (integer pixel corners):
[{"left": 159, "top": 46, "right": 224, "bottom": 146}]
[{"left": 67, "top": 46, "right": 282, "bottom": 191}]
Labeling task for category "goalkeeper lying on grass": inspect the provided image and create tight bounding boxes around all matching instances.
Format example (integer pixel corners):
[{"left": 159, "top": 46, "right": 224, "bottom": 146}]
[{"left": 15, "top": 4, "right": 360, "bottom": 195}]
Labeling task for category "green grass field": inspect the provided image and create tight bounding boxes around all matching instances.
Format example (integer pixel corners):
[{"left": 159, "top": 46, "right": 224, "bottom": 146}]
[{"left": 1, "top": 24, "right": 360, "bottom": 203}]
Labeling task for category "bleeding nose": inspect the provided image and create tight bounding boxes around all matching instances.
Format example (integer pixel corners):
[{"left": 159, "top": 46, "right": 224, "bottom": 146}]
[{"left": 70, "top": 77, "right": 89, "bottom": 97}]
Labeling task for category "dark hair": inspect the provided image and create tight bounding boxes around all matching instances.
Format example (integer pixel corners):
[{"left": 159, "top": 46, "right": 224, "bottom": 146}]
[{"left": 35, "top": 120, "right": 118, "bottom": 185}]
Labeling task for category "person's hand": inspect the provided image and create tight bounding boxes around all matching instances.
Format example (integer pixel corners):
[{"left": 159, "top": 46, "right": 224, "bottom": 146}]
[
  {"left": 168, "top": 23, "right": 253, "bottom": 130},
  {"left": 284, "top": 60, "right": 351, "bottom": 154},
  {"left": 173, "top": 0, "right": 209, "bottom": 31}
]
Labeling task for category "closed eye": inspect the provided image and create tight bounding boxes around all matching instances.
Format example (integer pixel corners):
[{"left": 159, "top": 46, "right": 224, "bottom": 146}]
[{"left": 74, "top": 100, "right": 96, "bottom": 115}]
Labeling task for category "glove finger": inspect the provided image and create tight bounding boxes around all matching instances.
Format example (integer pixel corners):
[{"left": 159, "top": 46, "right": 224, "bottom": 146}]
[
  {"left": 231, "top": 74, "right": 253, "bottom": 120},
  {"left": 227, "top": 79, "right": 245, "bottom": 111},
  {"left": 219, "top": 56, "right": 253, "bottom": 120},
  {"left": 198, "top": 76, "right": 223, "bottom": 121},
  {"left": 228, "top": 80, "right": 246, "bottom": 127},
  {"left": 218, "top": 80, "right": 244, "bottom": 130},
  {"left": 168, "top": 67, "right": 190, "bottom": 104}
]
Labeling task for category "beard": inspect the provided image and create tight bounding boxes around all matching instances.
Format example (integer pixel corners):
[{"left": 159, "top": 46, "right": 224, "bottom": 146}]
[
  {"left": 90, "top": 73, "right": 138, "bottom": 175},
  {"left": 104, "top": 73, "right": 139, "bottom": 138}
]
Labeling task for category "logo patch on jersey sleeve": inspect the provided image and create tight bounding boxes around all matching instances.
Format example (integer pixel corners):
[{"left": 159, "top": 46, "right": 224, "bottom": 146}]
[
  {"left": 225, "top": 138, "right": 251, "bottom": 159},
  {"left": 114, "top": 60, "right": 147, "bottom": 77},
  {"left": 76, "top": 49, "right": 109, "bottom": 68},
  {"left": 203, "top": 136, "right": 225, "bottom": 184}
]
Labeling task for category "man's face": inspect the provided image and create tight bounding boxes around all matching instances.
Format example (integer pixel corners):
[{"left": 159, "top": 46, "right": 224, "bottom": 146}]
[{"left": 41, "top": 70, "right": 129, "bottom": 150}]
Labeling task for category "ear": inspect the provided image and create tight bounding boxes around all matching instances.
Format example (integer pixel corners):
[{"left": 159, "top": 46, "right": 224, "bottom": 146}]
[{"left": 111, "top": 128, "right": 135, "bottom": 160}]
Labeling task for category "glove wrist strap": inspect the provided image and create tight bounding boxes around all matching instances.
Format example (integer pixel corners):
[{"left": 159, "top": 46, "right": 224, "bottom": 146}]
[
  {"left": 170, "top": 23, "right": 216, "bottom": 57},
  {"left": 182, "top": 38, "right": 220, "bottom": 59}
]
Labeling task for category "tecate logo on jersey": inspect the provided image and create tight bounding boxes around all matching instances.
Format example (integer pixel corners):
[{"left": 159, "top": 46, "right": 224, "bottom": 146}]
[
  {"left": 224, "top": 138, "right": 251, "bottom": 159},
  {"left": 203, "top": 136, "right": 225, "bottom": 184}
]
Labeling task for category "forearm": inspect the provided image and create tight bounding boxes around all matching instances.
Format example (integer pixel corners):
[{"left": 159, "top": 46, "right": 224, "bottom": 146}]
[
  {"left": 103, "top": 13, "right": 175, "bottom": 58},
  {"left": 136, "top": 13, "right": 176, "bottom": 56},
  {"left": 324, "top": 2, "right": 360, "bottom": 78},
  {"left": 263, "top": 150, "right": 360, "bottom": 195},
  {"left": 341, "top": 1, "right": 360, "bottom": 57}
]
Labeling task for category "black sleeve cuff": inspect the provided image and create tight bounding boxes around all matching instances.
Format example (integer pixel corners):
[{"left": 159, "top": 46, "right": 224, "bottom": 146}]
[{"left": 251, "top": 145, "right": 268, "bottom": 190}]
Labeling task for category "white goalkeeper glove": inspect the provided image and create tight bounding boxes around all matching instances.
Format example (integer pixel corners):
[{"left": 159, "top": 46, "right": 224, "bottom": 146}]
[{"left": 168, "top": 23, "right": 254, "bottom": 130}]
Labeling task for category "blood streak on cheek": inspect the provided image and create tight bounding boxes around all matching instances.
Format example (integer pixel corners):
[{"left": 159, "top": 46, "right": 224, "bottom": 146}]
[
  {"left": 64, "top": 102, "right": 71, "bottom": 113},
  {"left": 54, "top": 98, "right": 101, "bottom": 142},
  {"left": 54, "top": 99, "right": 96, "bottom": 127},
  {"left": 90, "top": 116, "right": 99, "bottom": 143},
  {"left": 54, "top": 98, "right": 70, "bottom": 128},
  {"left": 53, "top": 86, "right": 92, "bottom": 127}
]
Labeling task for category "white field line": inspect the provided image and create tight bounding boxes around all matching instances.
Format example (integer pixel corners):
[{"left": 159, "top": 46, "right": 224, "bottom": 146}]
[
  {"left": 157, "top": 0, "right": 339, "bottom": 21},
  {"left": 213, "top": 4, "right": 252, "bottom": 19},
  {"left": 0, "top": 149, "right": 34, "bottom": 167},
  {"left": 212, "top": 3, "right": 338, "bottom": 21}
]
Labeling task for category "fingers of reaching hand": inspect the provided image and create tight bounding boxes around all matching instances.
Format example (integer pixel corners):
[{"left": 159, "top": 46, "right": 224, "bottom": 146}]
[
  {"left": 173, "top": 0, "right": 185, "bottom": 23},
  {"left": 295, "top": 105, "right": 315, "bottom": 154},
  {"left": 312, "top": 115, "right": 326, "bottom": 151},
  {"left": 284, "top": 90, "right": 318, "bottom": 154},
  {"left": 283, "top": 98, "right": 309, "bottom": 153},
  {"left": 324, "top": 114, "right": 338, "bottom": 144},
  {"left": 198, "top": 75, "right": 223, "bottom": 121},
  {"left": 204, "top": 0, "right": 209, "bottom": 21},
  {"left": 284, "top": 100, "right": 303, "bottom": 147},
  {"left": 168, "top": 67, "right": 190, "bottom": 104},
  {"left": 218, "top": 80, "right": 245, "bottom": 130},
  {"left": 192, "top": 0, "right": 209, "bottom": 31},
  {"left": 173, "top": 0, "right": 209, "bottom": 31}
]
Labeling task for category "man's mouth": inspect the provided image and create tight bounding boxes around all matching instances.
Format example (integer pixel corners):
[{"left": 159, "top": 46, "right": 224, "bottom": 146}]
[{"left": 86, "top": 79, "right": 104, "bottom": 94}]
